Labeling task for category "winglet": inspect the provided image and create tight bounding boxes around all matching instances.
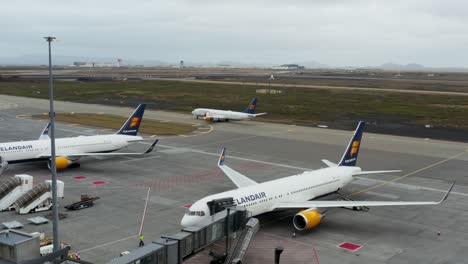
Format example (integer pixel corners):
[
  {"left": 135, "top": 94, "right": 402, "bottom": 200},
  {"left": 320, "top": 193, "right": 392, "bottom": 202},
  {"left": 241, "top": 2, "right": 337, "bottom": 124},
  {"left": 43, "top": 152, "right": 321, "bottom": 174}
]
[
  {"left": 218, "top": 147, "right": 226, "bottom": 166},
  {"left": 144, "top": 139, "right": 159, "bottom": 154},
  {"left": 38, "top": 122, "right": 51, "bottom": 140},
  {"left": 439, "top": 181, "right": 455, "bottom": 203}
]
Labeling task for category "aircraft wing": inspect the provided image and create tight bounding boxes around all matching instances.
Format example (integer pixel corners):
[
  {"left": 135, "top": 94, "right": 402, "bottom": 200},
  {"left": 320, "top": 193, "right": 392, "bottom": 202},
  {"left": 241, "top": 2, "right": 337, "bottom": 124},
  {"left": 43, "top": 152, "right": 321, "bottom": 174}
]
[
  {"left": 251, "top": 113, "right": 267, "bottom": 117},
  {"left": 217, "top": 148, "right": 258, "bottom": 188},
  {"left": 274, "top": 182, "right": 454, "bottom": 209},
  {"left": 39, "top": 139, "right": 158, "bottom": 158},
  {"left": 352, "top": 170, "right": 401, "bottom": 175}
]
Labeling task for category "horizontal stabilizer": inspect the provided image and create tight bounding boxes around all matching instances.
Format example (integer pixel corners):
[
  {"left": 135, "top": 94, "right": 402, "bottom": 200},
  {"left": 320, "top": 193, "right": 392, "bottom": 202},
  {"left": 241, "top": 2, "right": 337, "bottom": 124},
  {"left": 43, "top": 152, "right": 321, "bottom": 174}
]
[
  {"left": 321, "top": 159, "right": 338, "bottom": 167},
  {"left": 353, "top": 170, "right": 401, "bottom": 176},
  {"left": 218, "top": 147, "right": 257, "bottom": 188}
]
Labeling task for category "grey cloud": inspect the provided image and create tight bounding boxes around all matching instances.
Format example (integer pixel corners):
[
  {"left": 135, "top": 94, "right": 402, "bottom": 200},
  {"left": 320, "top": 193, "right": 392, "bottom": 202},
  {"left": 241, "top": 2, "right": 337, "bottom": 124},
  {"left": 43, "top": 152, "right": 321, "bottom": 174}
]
[{"left": 1, "top": 0, "right": 467, "bottom": 67}]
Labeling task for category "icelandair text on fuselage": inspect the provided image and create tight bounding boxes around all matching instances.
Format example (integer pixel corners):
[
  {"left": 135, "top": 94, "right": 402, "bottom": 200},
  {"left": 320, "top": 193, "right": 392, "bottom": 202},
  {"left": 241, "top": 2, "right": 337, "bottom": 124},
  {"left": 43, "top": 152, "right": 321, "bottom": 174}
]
[
  {"left": 235, "top": 192, "right": 267, "bottom": 205},
  {"left": 0, "top": 145, "right": 33, "bottom": 152}
]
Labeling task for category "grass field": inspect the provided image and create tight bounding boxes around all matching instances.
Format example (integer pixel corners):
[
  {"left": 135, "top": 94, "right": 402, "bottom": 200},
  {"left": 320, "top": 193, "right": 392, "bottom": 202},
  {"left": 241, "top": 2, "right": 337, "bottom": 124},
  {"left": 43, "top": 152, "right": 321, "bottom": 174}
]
[
  {"left": 2, "top": 79, "right": 468, "bottom": 129},
  {"left": 32, "top": 112, "right": 196, "bottom": 135}
]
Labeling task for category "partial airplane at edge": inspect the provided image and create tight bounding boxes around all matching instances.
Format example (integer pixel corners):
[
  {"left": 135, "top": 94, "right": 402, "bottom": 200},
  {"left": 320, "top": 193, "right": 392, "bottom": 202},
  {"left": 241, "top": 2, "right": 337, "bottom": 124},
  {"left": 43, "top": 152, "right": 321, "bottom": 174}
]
[
  {"left": 191, "top": 97, "right": 266, "bottom": 122},
  {"left": 0, "top": 104, "right": 158, "bottom": 171},
  {"left": 181, "top": 121, "right": 453, "bottom": 230}
]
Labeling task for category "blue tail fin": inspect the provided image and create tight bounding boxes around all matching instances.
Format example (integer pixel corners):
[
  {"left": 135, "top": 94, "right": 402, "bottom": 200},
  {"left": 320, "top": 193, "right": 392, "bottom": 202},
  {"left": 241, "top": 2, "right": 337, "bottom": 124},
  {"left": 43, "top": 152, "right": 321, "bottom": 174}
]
[
  {"left": 338, "top": 121, "right": 366, "bottom": 167},
  {"left": 38, "top": 122, "right": 51, "bottom": 140},
  {"left": 242, "top": 97, "right": 258, "bottom": 114},
  {"left": 116, "top": 104, "right": 146, "bottom": 136}
]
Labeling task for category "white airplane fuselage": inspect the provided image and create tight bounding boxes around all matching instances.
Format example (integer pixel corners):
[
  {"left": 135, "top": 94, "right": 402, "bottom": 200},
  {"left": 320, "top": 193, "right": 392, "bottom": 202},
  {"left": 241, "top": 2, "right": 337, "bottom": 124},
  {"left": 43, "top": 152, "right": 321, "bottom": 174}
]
[
  {"left": 181, "top": 166, "right": 359, "bottom": 227},
  {"left": 0, "top": 134, "right": 142, "bottom": 163},
  {"left": 192, "top": 108, "right": 256, "bottom": 121}
]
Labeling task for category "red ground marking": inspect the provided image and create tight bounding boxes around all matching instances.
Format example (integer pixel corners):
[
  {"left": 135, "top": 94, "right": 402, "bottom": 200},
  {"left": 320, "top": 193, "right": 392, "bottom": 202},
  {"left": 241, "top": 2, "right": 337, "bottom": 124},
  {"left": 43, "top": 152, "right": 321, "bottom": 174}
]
[
  {"left": 73, "top": 176, "right": 87, "bottom": 180},
  {"left": 183, "top": 204, "right": 192, "bottom": 209},
  {"left": 338, "top": 242, "right": 362, "bottom": 251},
  {"left": 91, "top": 181, "right": 108, "bottom": 185}
]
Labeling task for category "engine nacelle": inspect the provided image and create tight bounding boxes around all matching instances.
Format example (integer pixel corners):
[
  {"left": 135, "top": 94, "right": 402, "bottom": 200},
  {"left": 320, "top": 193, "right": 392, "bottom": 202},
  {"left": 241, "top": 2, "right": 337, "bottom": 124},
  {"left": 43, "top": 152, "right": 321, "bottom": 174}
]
[
  {"left": 204, "top": 116, "right": 214, "bottom": 122},
  {"left": 293, "top": 209, "right": 323, "bottom": 231},
  {"left": 48, "top": 157, "right": 73, "bottom": 170}
]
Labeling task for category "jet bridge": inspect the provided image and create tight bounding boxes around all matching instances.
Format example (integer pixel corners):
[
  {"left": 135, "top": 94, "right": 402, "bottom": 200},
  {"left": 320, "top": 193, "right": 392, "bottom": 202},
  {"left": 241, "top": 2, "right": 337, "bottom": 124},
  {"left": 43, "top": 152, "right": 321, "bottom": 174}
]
[
  {"left": 14, "top": 180, "right": 64, "bottom": 214},
  {"left": 0, "top": 174, "right": 33, "bottom": 211}
]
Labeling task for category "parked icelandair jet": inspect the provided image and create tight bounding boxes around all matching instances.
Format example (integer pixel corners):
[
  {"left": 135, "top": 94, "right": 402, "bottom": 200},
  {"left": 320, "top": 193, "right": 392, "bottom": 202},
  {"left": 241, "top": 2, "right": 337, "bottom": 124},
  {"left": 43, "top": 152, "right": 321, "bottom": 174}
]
[
  {"left": 191, "top": 97, "right": 266, "bottom": 122},
  {"left": 181, "top": 121, "right": 454, "bottom": 230},
  {"left": 0, "top": 104, "right": 158, "bottom": 171}
]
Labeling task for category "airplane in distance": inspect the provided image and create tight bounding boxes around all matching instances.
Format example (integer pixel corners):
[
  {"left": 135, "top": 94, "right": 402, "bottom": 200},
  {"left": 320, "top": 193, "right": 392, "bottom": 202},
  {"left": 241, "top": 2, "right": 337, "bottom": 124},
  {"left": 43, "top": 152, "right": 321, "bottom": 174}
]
[
  {"left": 181, "top": 121, "right": 454, "bottom": 230},
  {"left": 0, "top": 104, "right": 158, "bottom": 171},
  {"left": 191, "top": 97, "right": 266, "bottom": 122}
]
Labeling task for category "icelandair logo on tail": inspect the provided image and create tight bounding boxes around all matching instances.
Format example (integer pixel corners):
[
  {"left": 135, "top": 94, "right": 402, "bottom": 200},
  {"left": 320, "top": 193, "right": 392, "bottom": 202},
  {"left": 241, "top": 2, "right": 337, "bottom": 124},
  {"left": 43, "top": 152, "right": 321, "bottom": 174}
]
[
  {"left": 350, "top": 141, "right": 360, "bottom": 157},
  {"left": 129, "top": 117, "right": 141, "bottom": 128},
  {"left": 249, "top": 104, "right": 255, "bottom": 110}
]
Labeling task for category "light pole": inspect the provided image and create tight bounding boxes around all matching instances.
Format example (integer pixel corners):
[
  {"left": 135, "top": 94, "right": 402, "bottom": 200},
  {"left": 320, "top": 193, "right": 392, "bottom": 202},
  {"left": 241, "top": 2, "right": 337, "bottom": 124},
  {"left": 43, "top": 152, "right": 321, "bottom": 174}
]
[{"left": 44, "top": 36, "right": 60, "bottom": 252}]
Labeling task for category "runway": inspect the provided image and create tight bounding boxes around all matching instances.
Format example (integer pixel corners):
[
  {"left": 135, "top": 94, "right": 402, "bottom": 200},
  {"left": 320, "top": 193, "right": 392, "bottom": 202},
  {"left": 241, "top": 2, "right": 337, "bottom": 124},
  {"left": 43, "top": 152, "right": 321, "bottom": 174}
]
[{"left": 0, "top": 95, "right": 467, "bottom": 263}]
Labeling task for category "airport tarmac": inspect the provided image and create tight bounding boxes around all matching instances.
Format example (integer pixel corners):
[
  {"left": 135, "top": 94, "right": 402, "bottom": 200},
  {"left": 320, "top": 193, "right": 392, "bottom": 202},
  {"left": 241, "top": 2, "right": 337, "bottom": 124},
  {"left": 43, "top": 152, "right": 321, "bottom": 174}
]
[{"left": 0, "top": 95, "right": 467, "bottom": 263}]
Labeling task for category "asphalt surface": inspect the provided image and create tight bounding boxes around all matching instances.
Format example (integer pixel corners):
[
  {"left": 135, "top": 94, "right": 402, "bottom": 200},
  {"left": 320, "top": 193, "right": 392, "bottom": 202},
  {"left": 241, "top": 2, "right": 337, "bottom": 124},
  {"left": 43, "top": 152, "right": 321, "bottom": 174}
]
[{"left": 0, "top": 95, "right": 466, "bottom": 263}]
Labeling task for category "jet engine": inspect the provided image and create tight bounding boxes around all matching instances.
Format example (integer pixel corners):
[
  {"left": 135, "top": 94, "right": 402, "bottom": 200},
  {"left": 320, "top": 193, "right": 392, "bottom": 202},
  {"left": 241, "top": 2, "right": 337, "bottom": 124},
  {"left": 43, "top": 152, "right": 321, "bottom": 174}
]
[
  {"left": 47, "top": 157, "right": 77, "bottom": 170},
  {"left": 204, "top": 116, "right": 214, "bottom": 122},
  {"left": 293, "top": 209, "right": 323, "bottom": 231}
]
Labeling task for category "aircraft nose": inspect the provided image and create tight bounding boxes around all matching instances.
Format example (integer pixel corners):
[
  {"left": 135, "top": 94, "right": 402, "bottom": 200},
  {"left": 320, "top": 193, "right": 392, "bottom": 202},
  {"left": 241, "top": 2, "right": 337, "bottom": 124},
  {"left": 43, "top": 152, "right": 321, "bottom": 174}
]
[{"left": 181, "top": 216, "right": 191, "bottom": 227}]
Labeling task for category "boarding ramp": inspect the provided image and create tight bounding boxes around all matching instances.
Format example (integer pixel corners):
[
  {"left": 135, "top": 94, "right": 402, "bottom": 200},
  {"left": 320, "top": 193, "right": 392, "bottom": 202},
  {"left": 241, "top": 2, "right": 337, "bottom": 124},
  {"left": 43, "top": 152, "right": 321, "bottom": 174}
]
[
  {"left": 225, "top": 218, "right": 260, "bottom": 264},
  {"left": 14, "top": 180, "right": 64, "bottom": 214},
  {"left": 107, "top": 207, "right": 250, "bottom": 264},
  {"left": 0, "top": 174, "right": 33, "bottom": 211}
]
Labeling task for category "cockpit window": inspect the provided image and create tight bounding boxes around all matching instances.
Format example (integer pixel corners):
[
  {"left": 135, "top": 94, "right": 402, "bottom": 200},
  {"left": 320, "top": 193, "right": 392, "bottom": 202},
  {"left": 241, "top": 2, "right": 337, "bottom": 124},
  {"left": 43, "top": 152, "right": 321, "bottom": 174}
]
[{"left": 185, "top": 210, "right": 205, "bottom": 216}]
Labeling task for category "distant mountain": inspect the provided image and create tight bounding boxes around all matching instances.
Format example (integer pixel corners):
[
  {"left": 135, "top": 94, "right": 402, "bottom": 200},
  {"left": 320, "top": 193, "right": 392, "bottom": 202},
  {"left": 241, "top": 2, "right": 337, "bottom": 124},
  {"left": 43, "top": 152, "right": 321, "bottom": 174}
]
[
  {"left": 373, "top": 62, "right": 425, "bottom": 71},
  {"left": 292, "top": 60, "right": 329, "bottom": 69}
]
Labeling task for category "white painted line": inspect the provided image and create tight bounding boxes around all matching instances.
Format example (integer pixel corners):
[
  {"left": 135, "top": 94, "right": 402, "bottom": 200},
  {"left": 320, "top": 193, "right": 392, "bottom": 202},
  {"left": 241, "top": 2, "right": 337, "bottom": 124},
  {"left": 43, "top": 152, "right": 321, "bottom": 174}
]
[
  {"left": 139, "top": 188, "right": 151, "bottom": 236},
  {"left": 365, "top": 191, "right": 400, "bottom": 199},
  {"left": 141, "top": 143, "right": 468, "bottom": 197},
  {"left": 119, "top": 156, "right": 160, "bottom": 163},
  {"left": 355, "top": 176, "right": 468, "bottom": 197}
]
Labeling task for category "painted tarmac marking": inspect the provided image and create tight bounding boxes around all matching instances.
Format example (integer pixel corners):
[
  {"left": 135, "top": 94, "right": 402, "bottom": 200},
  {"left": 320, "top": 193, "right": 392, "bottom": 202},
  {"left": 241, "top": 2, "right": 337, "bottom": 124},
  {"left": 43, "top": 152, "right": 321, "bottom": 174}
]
[
  {"left": 349, "top": 151, "right": 466, "bottom": 197},
  {"left": 73, "top": 176, "right": 87, "bottom": 180},
  {"left": 355, "top": 176, "right": 468, "bottom": 197},
  {"left": 338, "top": 242, "right": 362, "bottom": 251},
  {"left": 149, "top": 143, "right": 468, "bottom": 197},
  {"left": 91, "top": 180, "right": 107, "bottom": 185},
  {"left": 139, "top": 188, "right": 151, "bottom": 237},
  {"left": 77, "top": 235, "right": 138, "bottom": 253},
  {"left": 119, "top": 155, "right": 160, "bottom": 164}
]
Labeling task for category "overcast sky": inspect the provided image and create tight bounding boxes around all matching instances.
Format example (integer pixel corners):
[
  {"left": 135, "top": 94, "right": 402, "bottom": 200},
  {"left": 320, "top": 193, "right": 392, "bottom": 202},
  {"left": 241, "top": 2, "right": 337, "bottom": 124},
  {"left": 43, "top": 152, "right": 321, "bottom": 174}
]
[{"left": 1, "top": 0, "right": 468, "bottom": 67}]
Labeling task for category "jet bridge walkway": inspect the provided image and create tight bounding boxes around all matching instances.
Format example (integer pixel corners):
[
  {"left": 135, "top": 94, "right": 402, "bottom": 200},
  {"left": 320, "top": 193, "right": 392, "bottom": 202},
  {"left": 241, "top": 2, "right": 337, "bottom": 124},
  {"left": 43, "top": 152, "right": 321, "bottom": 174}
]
[
  {"left": 14, "top": 180, "right": 64, "bottom": 214},
  {"left": 0, "top": 174, "right": 33, "bottom": 211}
]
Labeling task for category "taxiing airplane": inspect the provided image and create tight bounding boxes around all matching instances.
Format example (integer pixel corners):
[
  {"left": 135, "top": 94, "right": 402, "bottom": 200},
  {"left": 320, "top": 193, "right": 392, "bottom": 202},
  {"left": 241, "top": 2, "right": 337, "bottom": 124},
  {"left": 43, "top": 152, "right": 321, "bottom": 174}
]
[
  {"left": 181, "top": 121, "right": 453, "bottom": 230},
  {"left": 0, "top": 104, "right": 158, "bottom": 171},
  {"left": 191, "top": 97, "right": 266, "bottom": 122}
]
